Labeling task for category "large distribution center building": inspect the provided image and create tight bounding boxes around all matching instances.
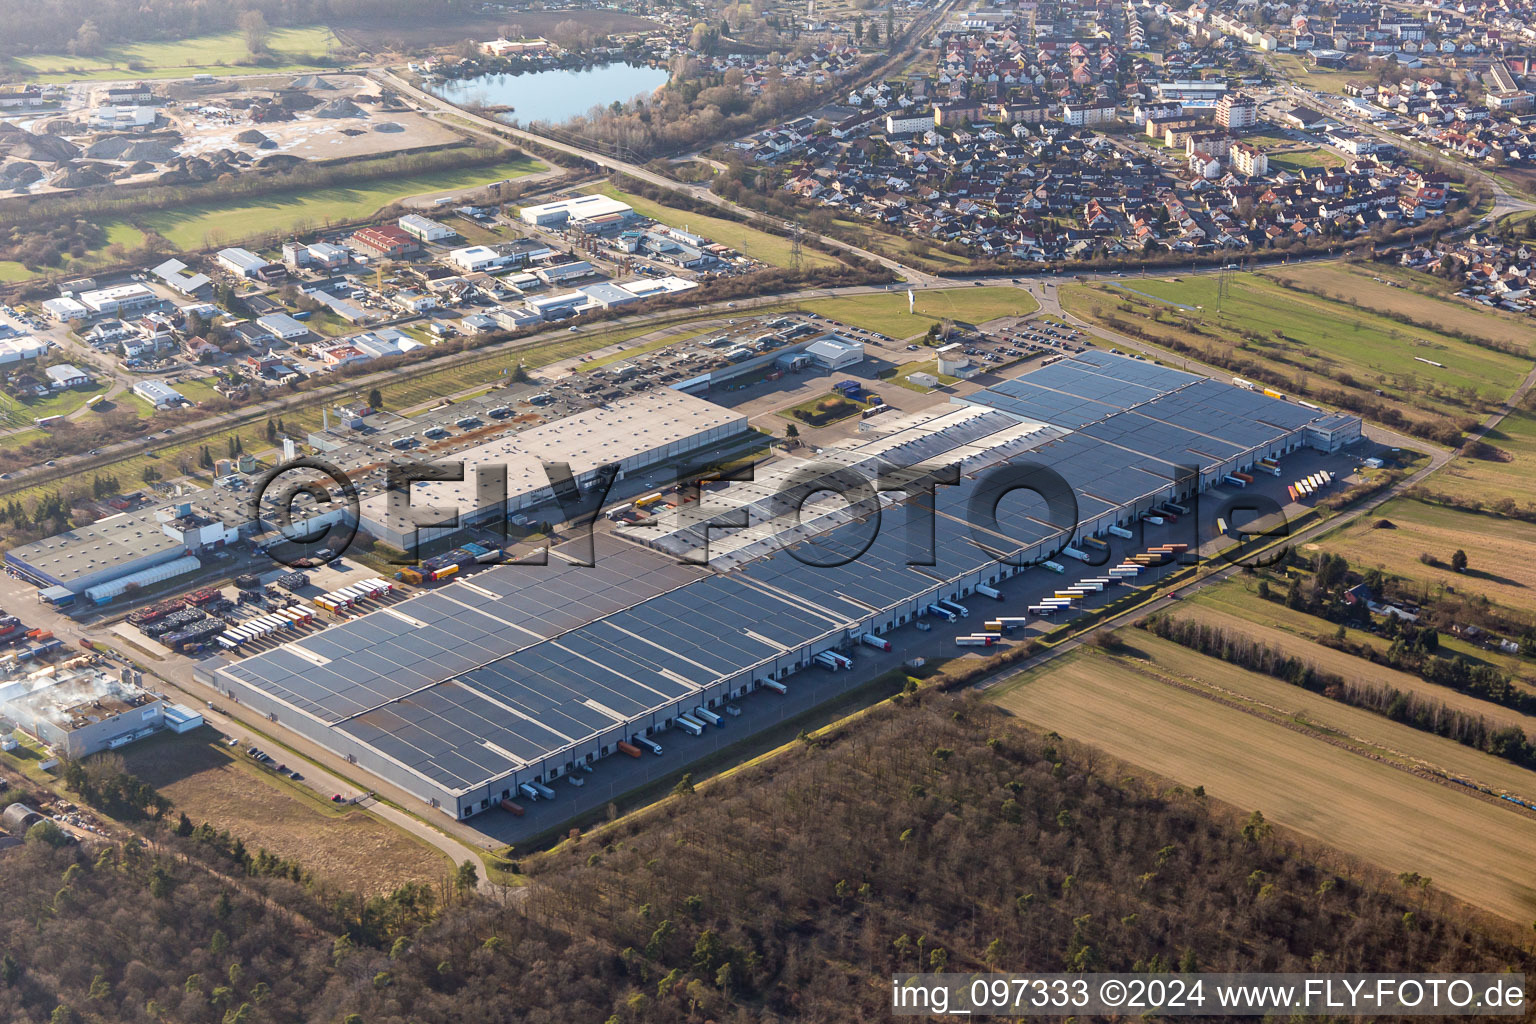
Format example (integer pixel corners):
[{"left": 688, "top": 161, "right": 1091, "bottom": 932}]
[
  {"left": 357, "top": 390, "right": 751, "bottom": 549},
  {"left": 204, "top": 353, "right": 1362, "bottom": 820}
]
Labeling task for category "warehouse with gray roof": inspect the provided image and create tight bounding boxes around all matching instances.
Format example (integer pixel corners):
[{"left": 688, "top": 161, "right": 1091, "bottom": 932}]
[{"left": 203, "top": 352, "right": 1361, "bottom": 820}]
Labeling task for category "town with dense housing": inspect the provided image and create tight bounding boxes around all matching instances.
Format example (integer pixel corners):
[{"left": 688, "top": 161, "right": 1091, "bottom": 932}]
[{"left": 0, "top": 0, "right": 1531, "bottom": 1020}]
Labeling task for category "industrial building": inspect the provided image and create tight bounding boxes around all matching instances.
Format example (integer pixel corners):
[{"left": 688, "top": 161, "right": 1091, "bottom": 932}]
[
  {"left": 0, "top": 335, "right": 48, "bottom": 364},
  {"left": 44, "top": 364, "right": 91, "bottom": 389},
  {"left": 519, "top": 194, "right": 634, "bottom": 228},
  {"left": 79, "top": 283, "right": 158, "bottom": 316},
  {"left": 398, "top": 214, "right": 457, "bottom": 243},
  {"left": 255, "top": 313, "right": 310, "bottom": 341},
  {"left": 0, "top": 662, "right": 166, "bottom": 758},
  {"left": 205, "top": 353, "right": 1362, "bottom": 820},
  {"left": 132, "top": 379, "right": 187, "bottom": 409},
  {"left": 152, "top": 258, "right": 212, "bottom": 297},
  {"left": 449, "top": 245, "right": 515, "bottom": 273},
  {"left": 803, "top": 335, "right": 865, "bottom": 370},
  {"left": 217, "top": 247, "right": 282, "bottom": 281},
  {"left": 7, "top": 502, "right": 238, "bottom": 605},
  {"left": 357, "top": 389, "right": 750, "bottom": 549}
]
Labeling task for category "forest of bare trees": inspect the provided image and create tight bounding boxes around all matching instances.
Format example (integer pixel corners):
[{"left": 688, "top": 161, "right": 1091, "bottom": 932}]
[
  {"left": 1, "top": 695, "right": 1525, "bottom": 1023},
  {"left": 551, "top": 64, "right": 831, "bottom": 158}
]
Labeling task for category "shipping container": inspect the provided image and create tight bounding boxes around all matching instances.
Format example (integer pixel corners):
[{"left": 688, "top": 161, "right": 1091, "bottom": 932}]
[
  {"left": 499, "top": 799, "right": 525, "bottom": 816},
  {"left": 1223, "top": 474, "right": 1247, "bottom": 488},
  {"left": 974, "top": 583, "right": 1002, "bottom": 600},
  {"left": 617, "top": 741, "right": 643, "bottom": 758}
]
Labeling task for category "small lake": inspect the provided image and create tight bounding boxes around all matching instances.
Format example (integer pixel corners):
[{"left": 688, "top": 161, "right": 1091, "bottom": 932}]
[{"left": 429, "top": 63, "right": 670, "bottom": 125}]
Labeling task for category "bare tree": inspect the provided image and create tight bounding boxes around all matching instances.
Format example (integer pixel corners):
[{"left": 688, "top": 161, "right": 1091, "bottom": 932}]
[{"left": 239, "top": 10, "right": 270, "bottom": 57}]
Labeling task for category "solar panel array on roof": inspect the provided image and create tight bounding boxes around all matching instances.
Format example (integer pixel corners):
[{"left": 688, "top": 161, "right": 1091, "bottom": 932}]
[
  {"left": 963, "top": 386, "right": 1117, "bottom": 430},
  {"left": 1054, "top": 349, "right": 1200, "bottom": 392},
  {"left": 1137, "top": 378, "right": 1318, "bottom": 435},
  {"left": 218, "top": 535, "right": 704, "bottom": 725},
  {"left": 964, "top": 352, "right": 1201, "bottom": 428},
  {"left": 331, "top": 569, "right": 870, "bottom": 791},
  {"left": 1022, "top": 432, "right": 1184, "bottom": 509},
  {"left": 1079, "top": 413, "right": 1242, "bottom": 468},
  {"left": 966, "top": 353, "right": 1321, "bottom": 454}
]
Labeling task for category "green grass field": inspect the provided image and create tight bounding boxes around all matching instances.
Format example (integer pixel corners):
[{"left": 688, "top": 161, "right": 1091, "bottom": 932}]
[
  {"left": 0, "top": 428, "right": 48, "bottom": 448},
  {"left": 0, "top": 385, "right": 108, "bottom": 429},
  {"left": 1267, "top": 262, "right": 1535, "bottom": 353},
  {"left": 172, "top": 377, "right": 224, "bottom": 406},
  {"left": 1268, "top": 147, "right": 1346, "bottom": 172},
  {"left": 801, "top": 287, "right": 1038, "bottom": 337},
  {"left": 114, "top": 154, "right": 545, "bottom": 251},
  {"left": 586, "top": 183, "right": 840, "bottom": 269},
  {"left": 9, "top": 26, "right": 338, "bottom": 83},
  {"left": 1061, "top": 271, "right": 1531, "bottom": 425}
]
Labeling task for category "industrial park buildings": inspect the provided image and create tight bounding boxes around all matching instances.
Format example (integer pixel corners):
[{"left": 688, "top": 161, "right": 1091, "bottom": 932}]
[{"left": 203, "top": 352, "right": 1362, "bottom": 820}]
